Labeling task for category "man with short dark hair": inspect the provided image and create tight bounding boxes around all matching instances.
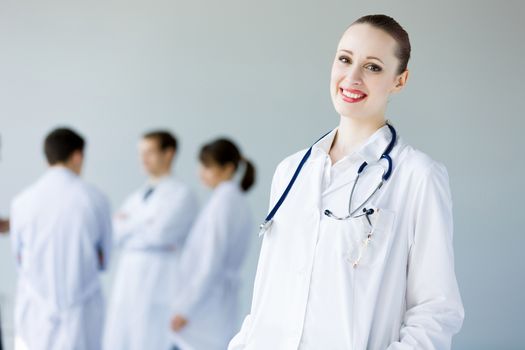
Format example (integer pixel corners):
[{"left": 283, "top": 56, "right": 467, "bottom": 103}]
[
  {"left": 104, "top": 130, "right": 198, "bottom": 350},
  {"left": 10, "top": 127, "right": 112, "bottom": 350},
  {"left": 143, "top": 130, "right": 178, "bottom": 152}
]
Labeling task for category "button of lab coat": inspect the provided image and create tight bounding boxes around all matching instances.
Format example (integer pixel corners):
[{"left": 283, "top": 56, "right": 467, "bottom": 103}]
[
  {"left": 296, "top": 266, "right": 307, "bottom": 276},
  {"left": 310, "top": 208, "right": 321, "bottom": 232},
  {"left": 286, "top": 337, "right": 298, "bottom": 349},
  {"left": 294, "top": 328, "right": 304, "bottom": 340},
  {"left": 288, "top": 328, "right": 302, "bottom": 341},
  {"left": 299, "top": 337, "right": 308, "bottom": 348}
]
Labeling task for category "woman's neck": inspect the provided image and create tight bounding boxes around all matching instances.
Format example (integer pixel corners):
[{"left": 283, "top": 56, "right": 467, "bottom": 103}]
[{"left": 329, "top": 115, "right": 386, "bottom": 164}]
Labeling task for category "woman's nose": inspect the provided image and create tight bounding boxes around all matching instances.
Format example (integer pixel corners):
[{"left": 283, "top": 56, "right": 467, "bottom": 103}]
[{"left": 346, "top": 65, "right": 363, "bottom": 85}]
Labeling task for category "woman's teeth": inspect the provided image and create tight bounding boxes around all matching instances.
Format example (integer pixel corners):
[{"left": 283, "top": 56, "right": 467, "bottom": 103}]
[{"left": 341, "top": 90, "right": 365, "bottom": 99}]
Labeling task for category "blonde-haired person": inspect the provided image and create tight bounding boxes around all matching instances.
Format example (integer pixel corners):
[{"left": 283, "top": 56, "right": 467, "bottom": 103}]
[{"left": 229, "top": 14, "right": 464, "bottom": 350}]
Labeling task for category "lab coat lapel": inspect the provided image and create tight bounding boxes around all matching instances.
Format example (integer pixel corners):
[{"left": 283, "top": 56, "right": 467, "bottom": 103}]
[
  {"left": 304, "top": 152, "right": 326, "bottom": 211},
  {"left": 135, "top": 178, "right": 165, "bottom": 216},
  {"left": 131, "top": 185, "right": 152, "bottom": 219},
  {"left": 274, "top": 149, "right": 325, "bottom": 225},
  {"left": 319, "top": 125, "right": 394, "bottom": 197}
]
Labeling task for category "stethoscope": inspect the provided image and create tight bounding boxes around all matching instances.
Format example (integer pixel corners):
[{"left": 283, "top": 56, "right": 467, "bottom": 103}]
[{"left": 259, "top": 122, "right": 397, "bottom": 236}]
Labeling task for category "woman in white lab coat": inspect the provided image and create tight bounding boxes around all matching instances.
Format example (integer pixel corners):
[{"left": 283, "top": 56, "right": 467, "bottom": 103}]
[
  {"left": 229, "top": 14, "right": 464, "bottom": 350},
  {"left": 171, "top": 138, "right": 255, "bottom": 350}
]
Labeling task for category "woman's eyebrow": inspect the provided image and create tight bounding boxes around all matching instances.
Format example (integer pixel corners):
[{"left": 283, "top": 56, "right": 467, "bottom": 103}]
[
  {"left": 339, "top": 49, "right": 384, "bottom": 64},
  {"left": 367, "top": 56, "right": 384, "bottom": 64}
]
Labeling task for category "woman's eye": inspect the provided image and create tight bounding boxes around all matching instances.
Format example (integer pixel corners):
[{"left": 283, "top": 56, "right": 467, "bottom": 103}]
[
  {"left": 365, "top": 64, "right": 382, "bottom": 72},
  {"left": 338, "top": 56, "right": 351, "bottom": 64}
]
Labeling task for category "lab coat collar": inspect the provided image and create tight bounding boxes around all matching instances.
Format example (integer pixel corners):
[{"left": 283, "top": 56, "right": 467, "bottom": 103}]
[
  {"left": 46, "top": 166, "right": 78, "bottom": 179},
  {"left": 146, "top": 173, "right": 172, "bottom": 187},
  {"left": 312, "top": 124, "right": 394, "bottom": 164},
  {"left": 215, "top": 179, "right": 240, "bottom": 192},
  {"left": 139, "top": 175, "right": 172, "bottom": 201}
]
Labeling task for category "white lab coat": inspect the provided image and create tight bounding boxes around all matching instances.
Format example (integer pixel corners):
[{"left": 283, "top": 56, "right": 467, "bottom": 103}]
[
  {"left": 10, "top": 167, "right": 112, "bottom": 350},
  {"left": 172, "top": 180, "right": 253, "bottom": 350},
  {"left": 103, "top": 176, "right": 198, "bottom": 350},
  {"left": 229, "top": 125, "right": 464, "bottom": 350}
]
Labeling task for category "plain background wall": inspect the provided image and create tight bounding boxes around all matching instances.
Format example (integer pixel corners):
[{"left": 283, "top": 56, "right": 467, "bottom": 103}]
[{"left": 1, "top": 0, "right": 523, "bottom": 348}]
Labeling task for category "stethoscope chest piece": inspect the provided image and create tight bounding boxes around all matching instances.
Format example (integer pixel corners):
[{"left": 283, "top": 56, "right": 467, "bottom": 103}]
[{"left": 258, "top": 219, "right": 274, "bottom": 237}]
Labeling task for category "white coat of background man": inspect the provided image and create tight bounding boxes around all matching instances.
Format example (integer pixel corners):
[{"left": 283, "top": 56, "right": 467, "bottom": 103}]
[
  {"left": 1, "top": 215, "right": 9, "bottom": 350},
  {"left": 10, "top": 128, "right": 112, "bottom": 350},
  {"left": 104, "top": 130, "right": 198, "bottom": 350}
]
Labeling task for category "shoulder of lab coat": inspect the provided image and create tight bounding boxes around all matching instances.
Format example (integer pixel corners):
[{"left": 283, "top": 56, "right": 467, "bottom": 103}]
[
  {"left": 268, "top": 148, "right": 310, "bottom": 207},
  {"left": 9, "top": 174, "right": 113, "bottom": 270},
  {"left": 386, "top": 149, "right": 464, "bottom": 350}
]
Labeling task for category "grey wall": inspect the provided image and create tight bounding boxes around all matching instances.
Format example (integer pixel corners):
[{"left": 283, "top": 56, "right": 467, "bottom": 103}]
[{"left": 1, "top": 0, "right": 523, "bottom": 348}]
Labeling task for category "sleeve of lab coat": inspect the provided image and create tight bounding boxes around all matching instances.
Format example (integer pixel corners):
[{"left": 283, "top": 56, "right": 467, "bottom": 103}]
[
  {"left": 95, "top": 194, "right": 113, "bottom": 271},
  {"left": 9, "top": 199, "right": 22, "bottom": 266},
  {"left": 386, "top": 162, "right": 464, "bottom": 350},
  {"left": 121, "top": 189, "right": 198, "bottom": 250},
  {"left": 112, "top": 193, "right": 139, "bottom": 247},
  {"left": 172, "top": 195, "right": 232, "bottom": 318},
  {"left": 228, "top": 161, "right": 285, "bottom": 349}
]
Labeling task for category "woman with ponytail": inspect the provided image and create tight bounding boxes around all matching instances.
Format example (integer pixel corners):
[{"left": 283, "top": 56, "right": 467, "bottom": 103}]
[{"left": 170, "top": 138, "right": 255, "bottom": 350}]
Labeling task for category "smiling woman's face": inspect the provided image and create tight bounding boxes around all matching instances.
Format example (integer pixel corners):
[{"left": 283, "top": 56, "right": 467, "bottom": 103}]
[{"left": 330, "top": 23, "right": 408, "bottom": 122}]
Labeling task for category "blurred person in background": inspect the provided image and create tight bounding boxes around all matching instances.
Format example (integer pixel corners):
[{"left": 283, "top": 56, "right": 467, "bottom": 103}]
[
  {"left": 10, "top": 127, "right": 112, "bottom": 350},
  {"left": 171, "top": 138, "right": 255, "bottom": 350},
  {"left": 0, "top": 218, "right": 8, "bottom": 234},
  {"left": 104, "top": 130, "right": 198, "bottom": 350}
]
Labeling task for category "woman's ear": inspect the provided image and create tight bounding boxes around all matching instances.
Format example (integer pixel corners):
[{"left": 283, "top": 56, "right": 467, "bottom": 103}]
[
  {"left": 391, "top": 69, "right": 409, "bottom": 93},
  {"left": 225, "top": 162, "right": 236, "bottom": 176}
]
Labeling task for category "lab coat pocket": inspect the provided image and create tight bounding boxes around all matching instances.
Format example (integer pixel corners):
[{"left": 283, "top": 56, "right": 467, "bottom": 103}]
[{"left": 345, "top": 208, "right": 396, "bottom": 269}]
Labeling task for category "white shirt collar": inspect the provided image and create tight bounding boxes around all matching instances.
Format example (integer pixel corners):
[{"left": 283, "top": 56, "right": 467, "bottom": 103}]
[
  {"left": 312, "top": 124, "right": 394, "bottom": 165},
  {"left": 146, "top": 174, "right": 172, "bottom": 187},
  {"left": 46, "top": 166, "right": 78, "bottom": 178}
]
